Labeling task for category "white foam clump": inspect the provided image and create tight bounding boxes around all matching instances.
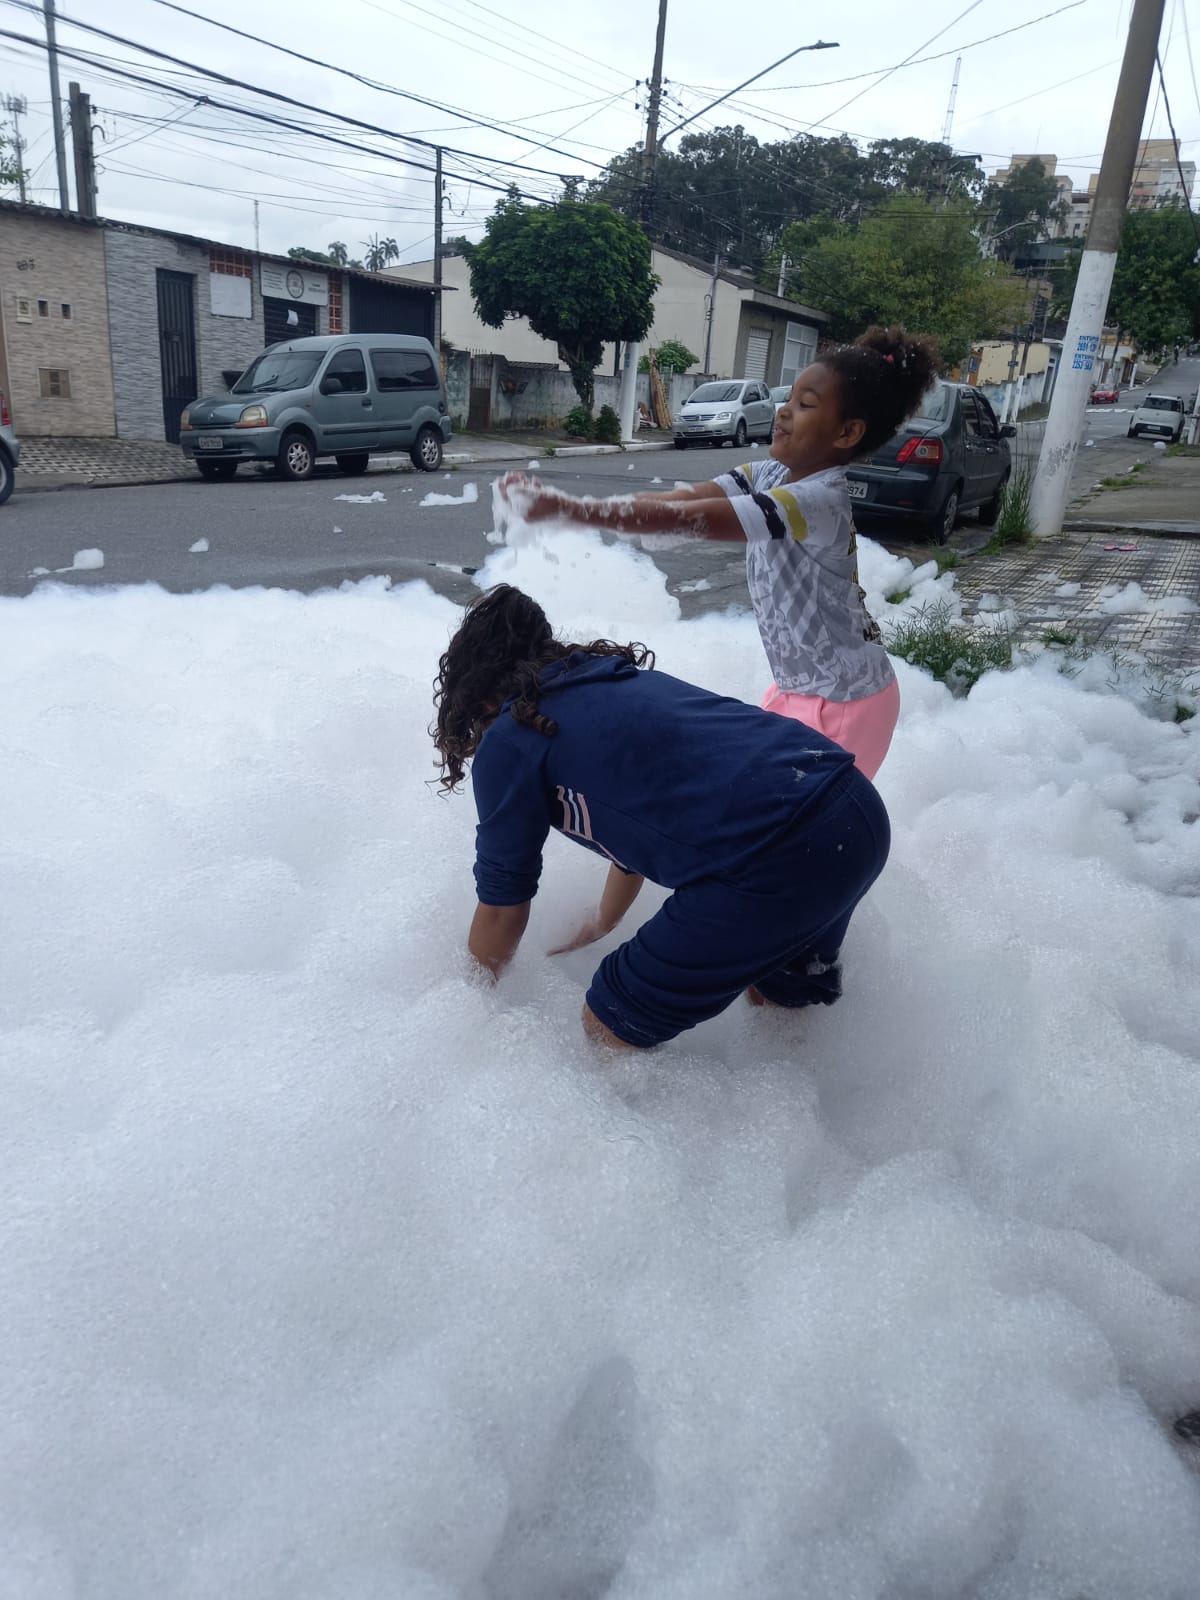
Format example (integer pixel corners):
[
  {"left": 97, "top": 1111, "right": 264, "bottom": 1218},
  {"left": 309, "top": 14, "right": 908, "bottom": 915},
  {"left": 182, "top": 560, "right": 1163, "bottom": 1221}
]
[
  {"left": 1055, "top": 580, "right": 1082, "bottom": 598},
  {"left": 527, "top": 459, "right": 541, "bottom": 470},
  {"left": 334, "top": 490, "right": 387, "bottom": 504},
  {"left": 2, "top": 522, "right": 1200, "bottom": 1597},
  {"left": 66, "top": 548, "right": 104, "bottom": 571},
  {"left": 419, "top": 483, "right": 479, "bottom": 509},
  {"left": 189, "top": 538, "right": 209, "bottom": 554},
  {"left": 1099, "top": 581, "right": 1199, "bottom": 617}
]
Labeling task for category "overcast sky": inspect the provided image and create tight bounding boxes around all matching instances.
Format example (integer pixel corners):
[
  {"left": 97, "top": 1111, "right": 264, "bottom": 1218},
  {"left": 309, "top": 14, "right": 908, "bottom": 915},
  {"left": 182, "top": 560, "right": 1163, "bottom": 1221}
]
[{"left": 1, "top": 0, "right": 1195, "bottom": 266}]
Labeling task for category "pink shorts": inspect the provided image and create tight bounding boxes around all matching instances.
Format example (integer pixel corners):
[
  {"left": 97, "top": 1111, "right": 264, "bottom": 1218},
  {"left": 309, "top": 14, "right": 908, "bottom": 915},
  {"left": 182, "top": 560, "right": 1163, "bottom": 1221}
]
[{"left": 760, "top": 676, "right": 900, "bottom": 781}]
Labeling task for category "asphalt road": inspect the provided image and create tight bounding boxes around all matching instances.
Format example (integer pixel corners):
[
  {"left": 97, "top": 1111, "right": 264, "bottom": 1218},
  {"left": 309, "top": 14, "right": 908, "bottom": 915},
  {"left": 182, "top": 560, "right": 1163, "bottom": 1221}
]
[{"left": 4, "top": 360, "right": 1196, "bottom": 609}]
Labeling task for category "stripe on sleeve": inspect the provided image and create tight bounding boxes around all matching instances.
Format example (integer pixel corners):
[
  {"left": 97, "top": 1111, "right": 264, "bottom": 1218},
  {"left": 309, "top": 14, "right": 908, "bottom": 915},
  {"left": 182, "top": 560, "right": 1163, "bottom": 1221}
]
[
  {"left": 766, "top": 487, "right": 809, "bottom": 543},
  {"left": 728, "top": 465, "right": 753, "bottom": 495},
  {"left": 751, "top": 491, "right": 789, "bottom": 541}
]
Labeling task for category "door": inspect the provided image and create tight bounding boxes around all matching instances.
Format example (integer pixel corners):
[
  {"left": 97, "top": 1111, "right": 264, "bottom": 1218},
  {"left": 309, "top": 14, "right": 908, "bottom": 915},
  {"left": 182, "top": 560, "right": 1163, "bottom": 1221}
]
[
  {"left": 959, "top": 391, "right": 1001, "bottom": 505},
  {"left": 468, "top": 353, "right": 492, "bottom": 431},
  {"left": 744, "top": 329, "right": 770, "bottom": 383},
  {"left": 746, "top": 382, "right": 774, "bottom": 437},
  {"left": 370, "top": 345, "right": 441, "bottom": 446},
  {"left": 308, "top": 346, "right": 380, "bottom": 451},
  {"left": 156, "top": 269, "right": 197, "bottom": 444}
]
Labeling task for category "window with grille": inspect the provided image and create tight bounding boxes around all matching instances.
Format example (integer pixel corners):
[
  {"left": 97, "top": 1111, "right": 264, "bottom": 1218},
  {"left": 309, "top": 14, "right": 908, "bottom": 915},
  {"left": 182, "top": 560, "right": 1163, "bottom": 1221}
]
[
  {"left": 15, "top": 297, "right": 32, "bottom": 322},
  {"left": 37, "top": 299, "right": 49, "bottom": 318},
  {"left": 39, "top": 368, "right": 72, "bottom": 399},
  {"left": 61, "top": 303, "right": 72, "bottom": 320}
]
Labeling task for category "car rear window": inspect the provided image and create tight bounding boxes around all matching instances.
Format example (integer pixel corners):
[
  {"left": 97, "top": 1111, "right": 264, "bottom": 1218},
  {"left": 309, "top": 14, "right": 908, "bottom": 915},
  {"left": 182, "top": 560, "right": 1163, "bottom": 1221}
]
[
  {"left": 688, "top": 383, "right": 742, "bottom": 404},
  {"left": 1144, "top": 396, "right": 1182, "bottom": 411},
  {"left": 913, "top": 382, "right": 953, "bottom": 422},
  {"left": 371, "top": 348, "right": 439, "bottom": 392}
]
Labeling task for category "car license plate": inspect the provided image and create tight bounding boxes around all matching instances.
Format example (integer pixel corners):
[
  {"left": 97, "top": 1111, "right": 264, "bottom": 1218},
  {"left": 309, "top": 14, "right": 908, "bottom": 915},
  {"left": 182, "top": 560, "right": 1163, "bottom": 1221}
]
[
  {"left": 197, "top": 435, "right": 223, "bottom": 451},
  {"left": 847, "top": 480, "right": 868, "bottom": 500}
]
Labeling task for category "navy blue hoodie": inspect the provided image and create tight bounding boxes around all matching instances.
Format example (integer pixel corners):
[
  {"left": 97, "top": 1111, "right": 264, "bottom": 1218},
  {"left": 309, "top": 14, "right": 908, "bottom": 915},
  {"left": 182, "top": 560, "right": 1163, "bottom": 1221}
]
[{"left": 471, "top": 654, "right": 855, "bottom": 906}]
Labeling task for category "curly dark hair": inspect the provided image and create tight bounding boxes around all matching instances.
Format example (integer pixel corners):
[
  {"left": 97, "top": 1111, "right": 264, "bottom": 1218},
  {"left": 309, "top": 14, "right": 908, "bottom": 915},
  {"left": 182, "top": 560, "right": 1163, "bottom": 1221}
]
[
  {"left": 818, "top": 325, "right": 942, "bottom": 458},
  {"left": 432, "top": 584, "right": 654, "bottom": 793}
]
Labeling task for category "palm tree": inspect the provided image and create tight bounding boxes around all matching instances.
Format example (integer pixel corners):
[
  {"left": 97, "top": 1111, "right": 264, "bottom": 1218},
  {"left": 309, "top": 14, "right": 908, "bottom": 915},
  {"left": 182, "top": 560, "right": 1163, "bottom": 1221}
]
[{"left": 362, "top": 234, "right": 400, "bottom": 272}]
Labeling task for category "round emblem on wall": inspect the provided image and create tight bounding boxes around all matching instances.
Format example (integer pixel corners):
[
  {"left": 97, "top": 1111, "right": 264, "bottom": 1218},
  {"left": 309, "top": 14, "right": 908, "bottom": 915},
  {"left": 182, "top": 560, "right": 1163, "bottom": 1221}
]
[{"left": 285, "top": 269, "right": 305, "bottom": 299}]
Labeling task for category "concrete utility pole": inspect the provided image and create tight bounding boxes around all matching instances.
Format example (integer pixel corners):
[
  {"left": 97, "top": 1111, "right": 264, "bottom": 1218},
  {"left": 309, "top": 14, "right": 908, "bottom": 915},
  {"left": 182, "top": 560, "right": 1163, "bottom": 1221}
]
[
  {"left": 620, "top": 0, "right": 669, "bottom": 443},
  {"left": 1030, "top": 0, "right": 1165, "bottom": 536},
  {"left": 433, "top": 144, "right": 444, "bottom": 357},
  {"left": 68, "top": 81, "right": 96, "bottom": 219},
  {"left": 3, "top": 93, "right": 27, "bottom": 203},
  {"left": 43, "top": 0, "right": 71, "bottom": 212},
  {"left": 702, "top": 251, "right": 721, "bottom": 373}
]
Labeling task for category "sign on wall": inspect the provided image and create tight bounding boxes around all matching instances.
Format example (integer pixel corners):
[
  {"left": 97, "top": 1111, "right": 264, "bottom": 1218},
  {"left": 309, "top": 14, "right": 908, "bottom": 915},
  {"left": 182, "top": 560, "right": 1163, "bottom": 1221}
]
[
  {"left": 209, "top": 273, "right": 252, "bottom": 318},
  {"left": 260, "top": 264, "right": 329, "bottom": 307}
]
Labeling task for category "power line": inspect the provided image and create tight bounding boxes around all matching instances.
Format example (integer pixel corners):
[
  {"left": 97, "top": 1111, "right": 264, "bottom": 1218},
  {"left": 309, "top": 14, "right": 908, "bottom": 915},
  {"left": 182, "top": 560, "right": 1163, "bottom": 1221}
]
[
  {"left": 1154, "top": 51, "right": 1200, "bottom": 248},
  {"left": 659, "top": 40, "right": 839, "bottom": 144},
  {"left": 2, "top": 0, "right": 600, "bottom": 178}
]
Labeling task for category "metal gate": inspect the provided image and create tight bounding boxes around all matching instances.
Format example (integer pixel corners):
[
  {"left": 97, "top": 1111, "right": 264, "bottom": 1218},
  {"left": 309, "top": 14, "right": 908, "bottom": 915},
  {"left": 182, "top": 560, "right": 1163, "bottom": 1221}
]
[
  {"left": 744, "top": 329, "right": 771, "bottom": 383},
  {"left": 156, "top": 269, "right": 197, "bottom": 444},
  {"left": 263, "top": 297, "right": 317, "bottom": 347},
  {"left": 468, "top": 352, "right": 493, "bottom": 431}
]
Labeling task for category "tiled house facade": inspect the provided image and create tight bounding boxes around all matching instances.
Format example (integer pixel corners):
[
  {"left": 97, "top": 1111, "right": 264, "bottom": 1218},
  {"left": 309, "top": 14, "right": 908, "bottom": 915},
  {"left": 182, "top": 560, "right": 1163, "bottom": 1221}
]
[
  {"left": 0, "top": 210, "right": 116, "bottom": 438},
  {"left": 0, "top": 201, "right": 436, "bottom": 443}
]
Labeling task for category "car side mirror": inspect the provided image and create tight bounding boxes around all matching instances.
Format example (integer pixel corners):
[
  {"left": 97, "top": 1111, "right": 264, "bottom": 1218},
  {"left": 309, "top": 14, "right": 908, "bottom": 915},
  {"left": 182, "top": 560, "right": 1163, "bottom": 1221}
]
[
  {"left": 1000, "top": 424, "right": 1017, "bottom": 438},
  {"left": 320, "top": 375, "right": 343, "bottom": 395}
]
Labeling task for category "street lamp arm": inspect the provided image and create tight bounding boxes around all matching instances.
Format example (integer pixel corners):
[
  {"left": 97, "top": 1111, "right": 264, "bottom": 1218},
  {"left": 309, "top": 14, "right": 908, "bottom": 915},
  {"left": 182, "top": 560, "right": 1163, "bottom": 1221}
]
[{"left": 659, "top": 41, "right": 839, "bottom": 145}]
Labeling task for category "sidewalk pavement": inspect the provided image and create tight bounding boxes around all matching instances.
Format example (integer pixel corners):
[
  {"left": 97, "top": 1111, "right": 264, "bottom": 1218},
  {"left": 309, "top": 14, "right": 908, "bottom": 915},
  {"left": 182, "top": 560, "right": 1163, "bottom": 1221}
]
[
  {"left": 13, "top": 431, "right": 676, "bottom": 493},
  {"left": 954, "top": 531, "right": 1200, "bottom": 678},
  {"left": 1066, "top": 449, "right": 1200, "bottom": 537}
]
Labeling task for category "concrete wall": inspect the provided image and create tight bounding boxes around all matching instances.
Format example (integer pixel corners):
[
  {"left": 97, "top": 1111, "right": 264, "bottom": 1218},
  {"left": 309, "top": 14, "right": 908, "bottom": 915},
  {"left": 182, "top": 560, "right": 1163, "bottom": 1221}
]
[
  {"left": 973, "top": 339, "right": 1052, "bottom": 386},
  {"left": 444, "top": 356, "right": 707, "bottom": 432},
  {"left": 0, "top": 212, "right": 115, "bottom": 437}
]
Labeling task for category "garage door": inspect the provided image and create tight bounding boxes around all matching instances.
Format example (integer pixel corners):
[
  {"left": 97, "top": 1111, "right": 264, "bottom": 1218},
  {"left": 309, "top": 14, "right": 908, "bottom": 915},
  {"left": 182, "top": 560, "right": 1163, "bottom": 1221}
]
[{"left": 744, "top": 329, "right": 770, "bottom": 382}]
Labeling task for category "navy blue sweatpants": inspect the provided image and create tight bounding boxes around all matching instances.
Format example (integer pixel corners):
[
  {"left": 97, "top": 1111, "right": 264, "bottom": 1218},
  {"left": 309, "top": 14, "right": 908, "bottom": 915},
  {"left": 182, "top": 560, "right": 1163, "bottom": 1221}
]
[{"left": 586, "top": 767, "right": 890, "bottom": 1048}]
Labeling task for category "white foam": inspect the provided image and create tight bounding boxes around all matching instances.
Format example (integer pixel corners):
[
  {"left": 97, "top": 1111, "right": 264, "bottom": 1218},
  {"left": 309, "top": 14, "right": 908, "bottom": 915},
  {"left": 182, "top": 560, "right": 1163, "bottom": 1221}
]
[
  {"left": 334, "top": 490, "right": 387, "bottom": 504},
  {"left": 189, "top": 538, "right": 210, "bottom": 554},
  {"left": 1, "top": 517, "right": 1199, "bottom": 1595},
  {"left": 420, "top": 483, "right": 480, "bottom": 508}
]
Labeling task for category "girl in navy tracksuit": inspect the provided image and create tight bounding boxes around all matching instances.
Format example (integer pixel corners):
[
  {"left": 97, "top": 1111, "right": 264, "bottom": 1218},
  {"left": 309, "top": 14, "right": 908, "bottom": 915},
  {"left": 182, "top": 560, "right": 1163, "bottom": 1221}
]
[{"left": 433, "top": 584, "right": 890, "bottom": 1051}]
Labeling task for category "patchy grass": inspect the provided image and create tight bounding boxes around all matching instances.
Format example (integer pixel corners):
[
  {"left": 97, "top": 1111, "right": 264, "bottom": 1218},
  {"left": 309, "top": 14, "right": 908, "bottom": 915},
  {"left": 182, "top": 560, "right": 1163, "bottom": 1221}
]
[
  {"left": 1166, "top": 441, "right": 1200, "bottom": 458},
  {"left": 884, "top": 600, "right": 1013, "bottom": 697},
  {"left": 931, "top": 545, "right": 960, "bottom": 573},
  {"left": 885, "top": 587, "right": 913, "bottom": 605},
  {"left": 1041, "top": 626, "right": 1081, "bottom": 649},
  {"left": 983, "top": 466, "right": 1035, "bottom": 553}
]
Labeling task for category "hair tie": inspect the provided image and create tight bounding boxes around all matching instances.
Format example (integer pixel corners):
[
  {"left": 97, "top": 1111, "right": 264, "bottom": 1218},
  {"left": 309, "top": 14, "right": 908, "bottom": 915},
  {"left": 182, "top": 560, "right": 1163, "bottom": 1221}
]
[{"left": 883, "top": 353, "right": 895, "bottom": 365}]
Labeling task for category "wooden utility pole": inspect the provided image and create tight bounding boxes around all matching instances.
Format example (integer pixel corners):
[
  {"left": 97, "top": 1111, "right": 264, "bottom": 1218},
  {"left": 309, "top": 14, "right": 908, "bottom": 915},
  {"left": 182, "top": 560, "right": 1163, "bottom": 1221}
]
[
  {"left": 1031, "top": 0, "right": 1165, "bottom": 535},
  {"left": 68, "top": 81, "right": 96, "bottom": 219}
]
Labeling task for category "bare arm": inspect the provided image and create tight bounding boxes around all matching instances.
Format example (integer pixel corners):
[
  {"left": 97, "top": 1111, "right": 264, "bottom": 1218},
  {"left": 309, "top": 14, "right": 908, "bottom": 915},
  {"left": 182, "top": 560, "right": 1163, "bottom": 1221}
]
[
  {"left": 549, "top": 864, "right": 646, "bottom": 955},
  {"left": 530, "top": 487, "right": 746, "bottom": 542},
  {"left": 468, "top": 901, "right": 531, "bottom": 979}
]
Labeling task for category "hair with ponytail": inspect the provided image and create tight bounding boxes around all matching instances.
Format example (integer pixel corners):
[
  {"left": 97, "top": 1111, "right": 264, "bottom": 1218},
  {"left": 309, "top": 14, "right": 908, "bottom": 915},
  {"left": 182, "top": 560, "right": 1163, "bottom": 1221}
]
[
  {"left": 432, "top": 584, "right": 653, "bottom": 793},
  {"left": 818, "top": 325, "right": 942, "bottom": 457}
]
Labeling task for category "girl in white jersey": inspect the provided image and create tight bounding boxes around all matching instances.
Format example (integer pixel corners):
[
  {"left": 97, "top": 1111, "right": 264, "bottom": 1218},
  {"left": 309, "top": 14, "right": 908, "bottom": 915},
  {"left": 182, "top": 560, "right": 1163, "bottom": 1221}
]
[{"left": 502, "top": 326, "right": 940, "bottom": 781}]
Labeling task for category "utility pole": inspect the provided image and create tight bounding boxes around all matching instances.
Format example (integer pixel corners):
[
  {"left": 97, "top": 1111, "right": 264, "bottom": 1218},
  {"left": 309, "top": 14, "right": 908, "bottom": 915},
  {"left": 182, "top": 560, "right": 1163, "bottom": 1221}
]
[
  {"left": 3, "top": 93, "right": 27, "bottom": 203},
  {"left": 620, "top": 0, "right": 668, "bottom": 444},
  {"left": 702, "top": 251, "right": 721, "bottom": 373},
  {"left": 68, "top": 81, "right": 96, "bottom": 219},
  {"left": 433, "top": 144, "right": 444, "bottom": 358},
  {"left": 776, "top": 254, "right": 790, "bottom": 297},
  {"left": 43, "top": 0, "right": 71, "bottom": 212},
  {"left": 1030, "top": 0, "right": 1165, "bottom": 536},
  {"left": 253, "top": 199, "right": 260, "bottom": 253}
]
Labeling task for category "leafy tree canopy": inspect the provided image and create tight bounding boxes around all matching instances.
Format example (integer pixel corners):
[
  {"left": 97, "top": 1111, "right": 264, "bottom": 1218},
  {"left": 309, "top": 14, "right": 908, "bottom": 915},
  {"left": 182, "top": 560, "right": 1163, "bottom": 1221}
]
[
  {"left": 777, "top": 196, "right": 1026, "bottom": 366},
  {"left": 0, "top": 130, "right": 26, "bottom": 193},
  {"left": 286, "top": 242, "right": 362, "bottom": 268},
  {"left": 985, "top": 156, "right": 1066, "bottom": 262},
  {"left": 1052, "top": 201, "right": 1200, "bottom": 353},
  {"left": 639, "top": 338, "right": 697, "bottom": 374},
  {"left": 465, "top": 191, "right": 657, "bottom": 408}
]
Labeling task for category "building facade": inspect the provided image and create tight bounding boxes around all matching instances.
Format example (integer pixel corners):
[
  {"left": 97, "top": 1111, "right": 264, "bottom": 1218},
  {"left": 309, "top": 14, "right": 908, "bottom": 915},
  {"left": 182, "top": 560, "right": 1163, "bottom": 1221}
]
[{"left": 0, "top": 201, "right": 438, "bottom": 442}]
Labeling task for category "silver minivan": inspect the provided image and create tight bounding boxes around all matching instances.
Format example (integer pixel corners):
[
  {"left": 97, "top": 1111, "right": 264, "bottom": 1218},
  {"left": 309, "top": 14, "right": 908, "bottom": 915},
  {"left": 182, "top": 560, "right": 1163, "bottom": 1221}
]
[{"left": 180, "top": 333, "right": 452, "bottom": 481}]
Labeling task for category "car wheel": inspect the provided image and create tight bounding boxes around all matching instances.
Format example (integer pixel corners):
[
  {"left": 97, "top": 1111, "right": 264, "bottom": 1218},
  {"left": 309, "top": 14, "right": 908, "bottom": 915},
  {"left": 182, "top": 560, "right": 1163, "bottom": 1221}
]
[
  {"left": 277, "top": 430, "right": 315, "bottom": 481},
  {"left": 197, "top": 459, "right": 238, "bottom": 482},
  {"left": 336, "top": 452, "right": 370, "bottom": 475},
  {"left": 976, "top": 472, "right": 1008, "bottom": 527},
  {"left": 929, "top": 484, "right": 961, "bottom": 545},
  {"left": 411, "top": 426, "right": 443, "bottom": 472},
  {"left": 1127, "top": 427, "right": 1137, "bottom": 438},
  {"left": 734, "top": 418, "right": 748, "bottom": 447},
  {"left": 0, "top": 446, "right": 13, "bottom": 506}
]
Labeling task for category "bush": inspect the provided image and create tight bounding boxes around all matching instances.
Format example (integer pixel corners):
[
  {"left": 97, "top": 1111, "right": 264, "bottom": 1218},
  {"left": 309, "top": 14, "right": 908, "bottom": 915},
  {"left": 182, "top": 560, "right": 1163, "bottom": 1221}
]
[
  {"left": 593, "top": 405, "right": 621, "bottom": 444},
  {"left": 884, "top": 600, "right": 1012, "bottom": 697},
  {"left": 639, "top": 339, "right": 697, "bottom": 376},
  {"left": 563, "top": 405, "right": 593, "bottom": 439}
]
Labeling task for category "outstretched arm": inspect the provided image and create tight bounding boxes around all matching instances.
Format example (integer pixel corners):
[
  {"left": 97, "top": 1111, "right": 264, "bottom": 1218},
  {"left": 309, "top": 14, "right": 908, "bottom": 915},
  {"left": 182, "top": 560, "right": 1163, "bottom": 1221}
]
[
  {"left": 502, "top": 476, "right": 746, "bottom": 542},
  {"left": 549, "top": 864, "right": 646, "bottom": 955}
]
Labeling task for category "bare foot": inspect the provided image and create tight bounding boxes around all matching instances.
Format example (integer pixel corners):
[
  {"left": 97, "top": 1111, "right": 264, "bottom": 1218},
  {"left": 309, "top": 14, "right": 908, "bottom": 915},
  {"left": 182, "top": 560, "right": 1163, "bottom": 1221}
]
[{"left": 746, "top": 985, "right": 786, "bottom": 1008}]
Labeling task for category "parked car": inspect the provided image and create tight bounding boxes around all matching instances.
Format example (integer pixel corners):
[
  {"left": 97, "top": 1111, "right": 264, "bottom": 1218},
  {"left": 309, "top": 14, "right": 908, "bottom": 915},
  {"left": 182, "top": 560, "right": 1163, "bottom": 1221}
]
[
  {"left": 845, "top": 381, "right": 1015, "bottom": 543},
  {"left": 672, "top": 380, "right": 776, "bottom": 448},
  {"left": 0, "top": 387, "right": 19, "bottom": 506},
  {"left": 769, "top": 384, "right": 792, "bottom": 412},
  {"left": 1127, "top": 393, "right": 1186, "bottom": 442},
  {"left": 179, "top": 333, "right": 452, "bottom": 481},
  {"left": 1090, "top": 385, "right": 1120, "bottom": 404}
]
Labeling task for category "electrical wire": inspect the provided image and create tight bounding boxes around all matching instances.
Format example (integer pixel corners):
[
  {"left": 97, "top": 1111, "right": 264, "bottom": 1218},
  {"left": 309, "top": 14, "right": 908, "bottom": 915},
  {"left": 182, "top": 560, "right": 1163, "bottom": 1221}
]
[{"left": 1154, "top": 51, "right": 1200, "bottom": 249}]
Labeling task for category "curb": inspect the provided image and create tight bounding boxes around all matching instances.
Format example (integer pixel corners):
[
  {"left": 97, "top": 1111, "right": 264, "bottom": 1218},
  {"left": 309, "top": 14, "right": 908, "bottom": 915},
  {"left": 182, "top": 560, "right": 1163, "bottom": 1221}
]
[
  {"left": 547, "top": 440, "right": 673, "bottom": 458},
  {"left": 1064, "top": 518, "right": 1200, "bottom": 538}
]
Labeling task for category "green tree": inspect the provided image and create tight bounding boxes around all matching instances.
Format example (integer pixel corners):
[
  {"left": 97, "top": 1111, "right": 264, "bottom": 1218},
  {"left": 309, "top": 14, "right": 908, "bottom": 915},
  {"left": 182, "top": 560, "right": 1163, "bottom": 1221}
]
[
  {"left": 985, "top": 156, "right": 1065, "bottom": 262},
  {"left": 864, "top": 138, "right": 985, "bottom": 204},
  {"left": 286, "top": 242, "right": 362, "bottom": 268},
  {"left": 780, "top": 195, "right": 1025, "bottom": 366},
  {"left": 639, "top": 338, "right": 697, "bottom": 375},
  {"left": 362, "top": 235, "right": 400, "bottom": 272},
  {"left": 466, "top": 192, "right": 657, "bottom": 409},
  {"left": 0, "top": 130, "right": 26, "bottom": 193},
  {"left": 1052, "top": 202, "right": 1200, "bottom": 354}
]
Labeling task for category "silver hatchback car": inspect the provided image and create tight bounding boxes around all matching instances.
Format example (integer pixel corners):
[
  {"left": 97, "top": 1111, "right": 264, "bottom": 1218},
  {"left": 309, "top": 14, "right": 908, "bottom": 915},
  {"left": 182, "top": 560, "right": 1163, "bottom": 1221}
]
[
  {"left": 0, "top": 386, "right": 19, "bottom": 506},
  {"left": 673, "top": 379, "right": 777, "bottom": 449}
]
